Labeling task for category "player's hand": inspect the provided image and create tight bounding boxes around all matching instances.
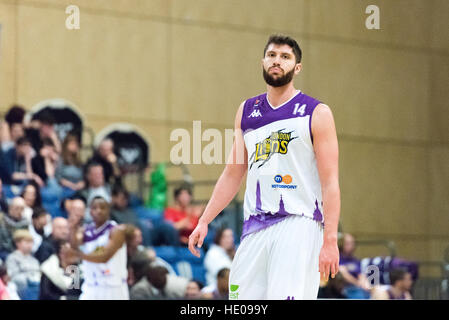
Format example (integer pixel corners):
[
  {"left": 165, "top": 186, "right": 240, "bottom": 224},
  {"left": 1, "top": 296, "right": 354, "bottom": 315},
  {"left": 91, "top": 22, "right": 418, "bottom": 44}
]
[
  {"left": 319, "top": 240, "right": 339, "bottom": 281},
  {"left": 188, "top": 221, "right": 208, "bottom": 258},
  {"left": 61, "top": 244, "right": 81, "bottom": 262}
]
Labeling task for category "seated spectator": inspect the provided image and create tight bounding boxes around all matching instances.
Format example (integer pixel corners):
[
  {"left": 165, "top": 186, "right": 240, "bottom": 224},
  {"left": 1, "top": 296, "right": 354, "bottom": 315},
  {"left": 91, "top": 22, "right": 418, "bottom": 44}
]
[
  {"left": 338, "top": 233, "right": 371, "bottom": 299},
  {"left": 111, "top": 186, "right": 139, "bottom": 226},
  {"left": 75, "top": 162, "right": 111, "bottom": 222},
  {"left": 87, "top": 138, "right": 122, "bottom": 187},
  {"left": 0, "top": 263, "right": 20, "bottom": 300},
  {"left": 21, "top": 181, "right": 42, "bottom": 223},
  {"left": 185, "top": 280, "right": 204, "bottom": 300},
  {"left": 5, "top": 229, "right": 41, "bottom": 299},
  {"left": 201, "top": 267, "right": 230, "bottom": 300},
  {"left": 21, "top": 182, "right": 52, "bottom": 235},
  {"left": 28, "top": 207, "right": 51, "bottom": 255},
  {"left": 129, "top": 252, "right": 157, "bottom": 299},
  {"left": 0, "top": 177, "right": 8, "bottom": 213},
  {"left": 0, "top": 105, "right": 26, "bottom": 155},
  {"left": 148, "top": 265, "right": 189, "bottom": 300},
  {"left": 0, "top": 213, "right": 15, "bottom": 261},
  {"left": 5, "top": 197, "right": 29, "bottom": 232},
  {"left": 125, "top": 225, "right": 145, "bottom": 265},
  {"left": 0, "top": 197, "right": 29, "bottom": 260},
  {"left": 35, "top": 217, "right": 69, "bottom": 264},
  {"left": 39, "top": 239, "right": 82, "bottom": 300},
  {"left": 31, "top": 138, "right": 60, "bottom": 186},
  {"left": 66, "top": 197, "right": 86, "bottom": 229},
  {"left": 25, "top": 110, "right": 61, "bottom": 155},
  {"left": 56, "top": 133, "right": 85, "bottom": 197},
  {"left": 371, "top": 267, "right": 413, "bottom": 300},
  {"left": 204, "top": 227, "right": 235, "bottom": 287},
  {"left": 0, "top": 137, "right": 43, "bottom": 186},
  {"left": 164, "top": 186, "right": 204, "bottom": 246}
]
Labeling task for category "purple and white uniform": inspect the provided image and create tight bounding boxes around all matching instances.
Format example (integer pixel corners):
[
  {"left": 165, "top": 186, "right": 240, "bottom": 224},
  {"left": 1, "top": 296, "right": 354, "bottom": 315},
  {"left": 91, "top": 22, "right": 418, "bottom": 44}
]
[
  {"left": 79, "top": 220, "right": 129, "bottom": 300},
  {"left": 229, "top": 90, "right": 325, "bottom": 300}
]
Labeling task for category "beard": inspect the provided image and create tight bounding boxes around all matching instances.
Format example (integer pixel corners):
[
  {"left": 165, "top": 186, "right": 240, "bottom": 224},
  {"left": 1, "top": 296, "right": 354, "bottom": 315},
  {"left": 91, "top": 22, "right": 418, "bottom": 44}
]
[{"left": 263, "top": 66, "right": 295, "bottom": 87}]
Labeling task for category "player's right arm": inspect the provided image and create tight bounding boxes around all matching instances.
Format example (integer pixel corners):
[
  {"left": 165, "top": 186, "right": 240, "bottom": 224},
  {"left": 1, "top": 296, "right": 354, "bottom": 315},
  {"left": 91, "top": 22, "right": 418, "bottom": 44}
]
[{"left": 188, "top": 102, "right": 248, "bottom": 258}]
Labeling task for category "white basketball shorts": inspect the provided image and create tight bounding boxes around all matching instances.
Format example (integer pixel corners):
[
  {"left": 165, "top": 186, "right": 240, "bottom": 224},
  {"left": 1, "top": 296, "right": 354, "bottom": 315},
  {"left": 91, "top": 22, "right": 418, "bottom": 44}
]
[
  {"left": 79, "top": 283, "right": 129, "bottom": 300},
  {"left": 229, "top": 215, "right": 324, "bottom": 300}
]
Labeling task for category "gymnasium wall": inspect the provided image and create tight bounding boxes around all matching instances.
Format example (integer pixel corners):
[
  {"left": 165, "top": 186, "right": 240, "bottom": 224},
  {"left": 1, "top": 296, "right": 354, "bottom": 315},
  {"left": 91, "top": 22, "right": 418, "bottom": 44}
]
[{"left": 0, "top": 0, "right": 448, "bottom": 275}]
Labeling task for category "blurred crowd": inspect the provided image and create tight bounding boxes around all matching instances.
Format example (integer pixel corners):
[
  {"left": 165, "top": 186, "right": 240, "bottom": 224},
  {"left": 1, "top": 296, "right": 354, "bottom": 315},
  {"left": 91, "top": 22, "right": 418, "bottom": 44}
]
[{"left": 0, "top": 104, "right": 417, "bottom": 300}]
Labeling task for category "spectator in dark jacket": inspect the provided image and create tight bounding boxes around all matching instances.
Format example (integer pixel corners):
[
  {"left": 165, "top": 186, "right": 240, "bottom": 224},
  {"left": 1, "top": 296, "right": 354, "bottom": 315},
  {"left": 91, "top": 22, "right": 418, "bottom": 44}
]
[
  {"left": 0, "top": 178, "right": 8, "bottom": 213},
  {"left": 39, "top": 239, "right": 82, "bottom": 300},
  {"left": 0, "top": 137, "right": 43, "bottom": 186},
  {"left": 35, "top": 217, "right": 70, "bottom": 264}
]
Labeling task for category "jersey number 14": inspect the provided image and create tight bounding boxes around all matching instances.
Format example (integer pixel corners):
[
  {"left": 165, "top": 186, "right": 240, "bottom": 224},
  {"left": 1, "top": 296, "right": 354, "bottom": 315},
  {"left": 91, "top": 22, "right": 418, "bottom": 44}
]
[{"left": 293, "top": 103, "right": 307, "bottom": 116}]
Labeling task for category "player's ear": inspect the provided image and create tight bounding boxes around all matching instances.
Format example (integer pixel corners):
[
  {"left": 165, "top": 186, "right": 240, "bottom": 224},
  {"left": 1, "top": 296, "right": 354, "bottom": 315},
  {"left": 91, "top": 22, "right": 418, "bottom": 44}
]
[{"left": 294, "top": 63, "right": 302, "bottom": 75}]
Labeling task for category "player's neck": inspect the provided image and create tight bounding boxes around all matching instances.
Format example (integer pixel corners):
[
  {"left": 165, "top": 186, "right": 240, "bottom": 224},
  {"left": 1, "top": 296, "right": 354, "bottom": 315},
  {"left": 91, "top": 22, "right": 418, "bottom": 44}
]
[{"left": 266, "top": 84, "right": 298, "bottom": 108}]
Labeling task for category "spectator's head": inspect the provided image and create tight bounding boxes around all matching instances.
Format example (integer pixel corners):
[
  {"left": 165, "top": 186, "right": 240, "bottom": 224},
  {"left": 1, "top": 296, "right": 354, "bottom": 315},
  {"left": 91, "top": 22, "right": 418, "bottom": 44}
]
[
  {"left": 185, "top": 280, "right": 204, "bottom": 299},
  {"left": 147, "top": 266, "right": 169, "bottom": 290},
  {"left": 21, "top": 181, "right": 42, "bottom": 208},
  {"left": 5, "top": 105, "right": 26, "bottom": 142},
  {"left": 37, "top": 110, "right": 56, "bottom": 138},
  {"left": 13, "top": 229, "right": 34, "bottom": 254},
  {"left": 174, "top": 185, "right": 192, "bottom": 208},
  {"left": 15, "top": 136, "right": 32, "bottom": 157},
  {"left": 90, "top": 196, "right": 110, "bottom": 225},
  {"left": 98, "top": 139, "right": 114, "bottom": 159},
  {"left": 40, "top": 137, "right": 57, "bottom": 159},
  {"left": 52, "top": 217, "right": 69, "bottom": 241},
  {"left": 216, "top": 268, "right": 230, "bottom": 297},
  {"left": 67, "top": 197, "right": 86, "bottom": 226},
  {"left": 130, "top": 251, "right": 152, "bottom": 283},
  {"left": 86, "top": 162, "right": 105, "bottom": 188},
  {"left": 112, "top": 186, "right": 129, "bottom": 210},
  {"left": 5, "top": 105, "right": 26, "bottom": 125},
  {"left": 339, "top": 233, "right": 356, "bottom": 257},
  {"left": 62, "top": 133, "right": 81, "bottom": 166},
  {"left": 54, "top": 239, "right": 78, "bottom": 268},
  {"left": 213, "top": 227, "right": 235, "bottom": 251},
  {"left": 32, "top": 207, "right": 48, "bottom": 234},
  {"left": 8, "top": 197, "right": 26, "bottom": 221},
  {"left": 390, "top": 268, "right": 413, "bottom": 292}
]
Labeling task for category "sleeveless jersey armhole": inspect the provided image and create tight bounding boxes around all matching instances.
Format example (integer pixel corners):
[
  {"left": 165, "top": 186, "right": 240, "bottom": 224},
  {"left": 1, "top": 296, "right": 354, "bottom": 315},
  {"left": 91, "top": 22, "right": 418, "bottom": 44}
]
[{"left": 309, "top": 103, "right": 321, "bottom": 145}]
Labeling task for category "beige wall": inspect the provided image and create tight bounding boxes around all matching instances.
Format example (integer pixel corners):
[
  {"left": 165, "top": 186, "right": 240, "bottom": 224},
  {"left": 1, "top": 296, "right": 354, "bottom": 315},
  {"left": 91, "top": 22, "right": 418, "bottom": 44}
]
[{"left": 1, "top": 0, "right": 448, "bottom": 274}]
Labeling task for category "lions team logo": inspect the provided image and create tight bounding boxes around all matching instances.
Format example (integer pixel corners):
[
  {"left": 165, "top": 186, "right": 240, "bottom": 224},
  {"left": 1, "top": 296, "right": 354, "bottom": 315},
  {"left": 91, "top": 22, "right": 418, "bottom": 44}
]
[{"left": 249, "top": 129, "right": 297, "bottom": 169}]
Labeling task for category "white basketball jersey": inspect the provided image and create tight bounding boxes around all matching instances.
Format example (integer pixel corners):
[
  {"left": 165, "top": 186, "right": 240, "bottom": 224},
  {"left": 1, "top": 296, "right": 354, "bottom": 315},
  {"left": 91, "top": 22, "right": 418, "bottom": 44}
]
[
  {"left": 240, "top": 90, "right": 324, "bottom": 240},
  {"left": 80, "top": 220, "right": 128, "bottom": 287}
]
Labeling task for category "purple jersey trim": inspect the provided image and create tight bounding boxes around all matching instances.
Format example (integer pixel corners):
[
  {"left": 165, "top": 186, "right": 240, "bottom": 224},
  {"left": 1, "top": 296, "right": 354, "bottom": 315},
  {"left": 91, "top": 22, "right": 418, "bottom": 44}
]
[
  {"left": 309, "top": 103, "right": 321, "bottom": 145},
  {"left": 240, "top": 91, "right": 321, "bottom": 135},
  {"left": 83, "top": 220, "right": 116, "bottom": 243}
]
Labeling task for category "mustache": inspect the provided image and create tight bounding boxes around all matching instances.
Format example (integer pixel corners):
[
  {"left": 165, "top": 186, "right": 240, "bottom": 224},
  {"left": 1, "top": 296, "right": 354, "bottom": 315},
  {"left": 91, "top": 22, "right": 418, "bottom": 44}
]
[{"left": 268, "top": 66, "right": 283, "bottom": 72}]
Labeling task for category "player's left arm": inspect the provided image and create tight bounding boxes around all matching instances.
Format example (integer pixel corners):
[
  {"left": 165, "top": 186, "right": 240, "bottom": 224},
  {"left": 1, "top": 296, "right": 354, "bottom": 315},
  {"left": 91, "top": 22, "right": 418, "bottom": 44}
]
[
  {"left": 78, "top": 225, "right": 127, "bottom": 264},
  {"left": 311, "top": 103, "right": 341, "bottom": 281}
]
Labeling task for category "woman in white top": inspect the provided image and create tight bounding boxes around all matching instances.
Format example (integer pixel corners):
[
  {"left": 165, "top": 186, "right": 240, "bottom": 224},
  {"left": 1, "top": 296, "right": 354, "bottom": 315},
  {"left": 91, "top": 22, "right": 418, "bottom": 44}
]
[{"left": 204, "top": 228, "right": 236, "bottom": 287}]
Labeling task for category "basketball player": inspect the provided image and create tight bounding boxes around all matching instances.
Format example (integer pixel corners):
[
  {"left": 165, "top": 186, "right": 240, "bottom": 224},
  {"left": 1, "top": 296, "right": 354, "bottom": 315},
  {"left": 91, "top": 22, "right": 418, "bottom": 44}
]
[
  {"left": 188, "top": 34, "right": 340, "bottom": 300},
  {"left": 64, "top": 196, "right": 129, "bottom": 300}
]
